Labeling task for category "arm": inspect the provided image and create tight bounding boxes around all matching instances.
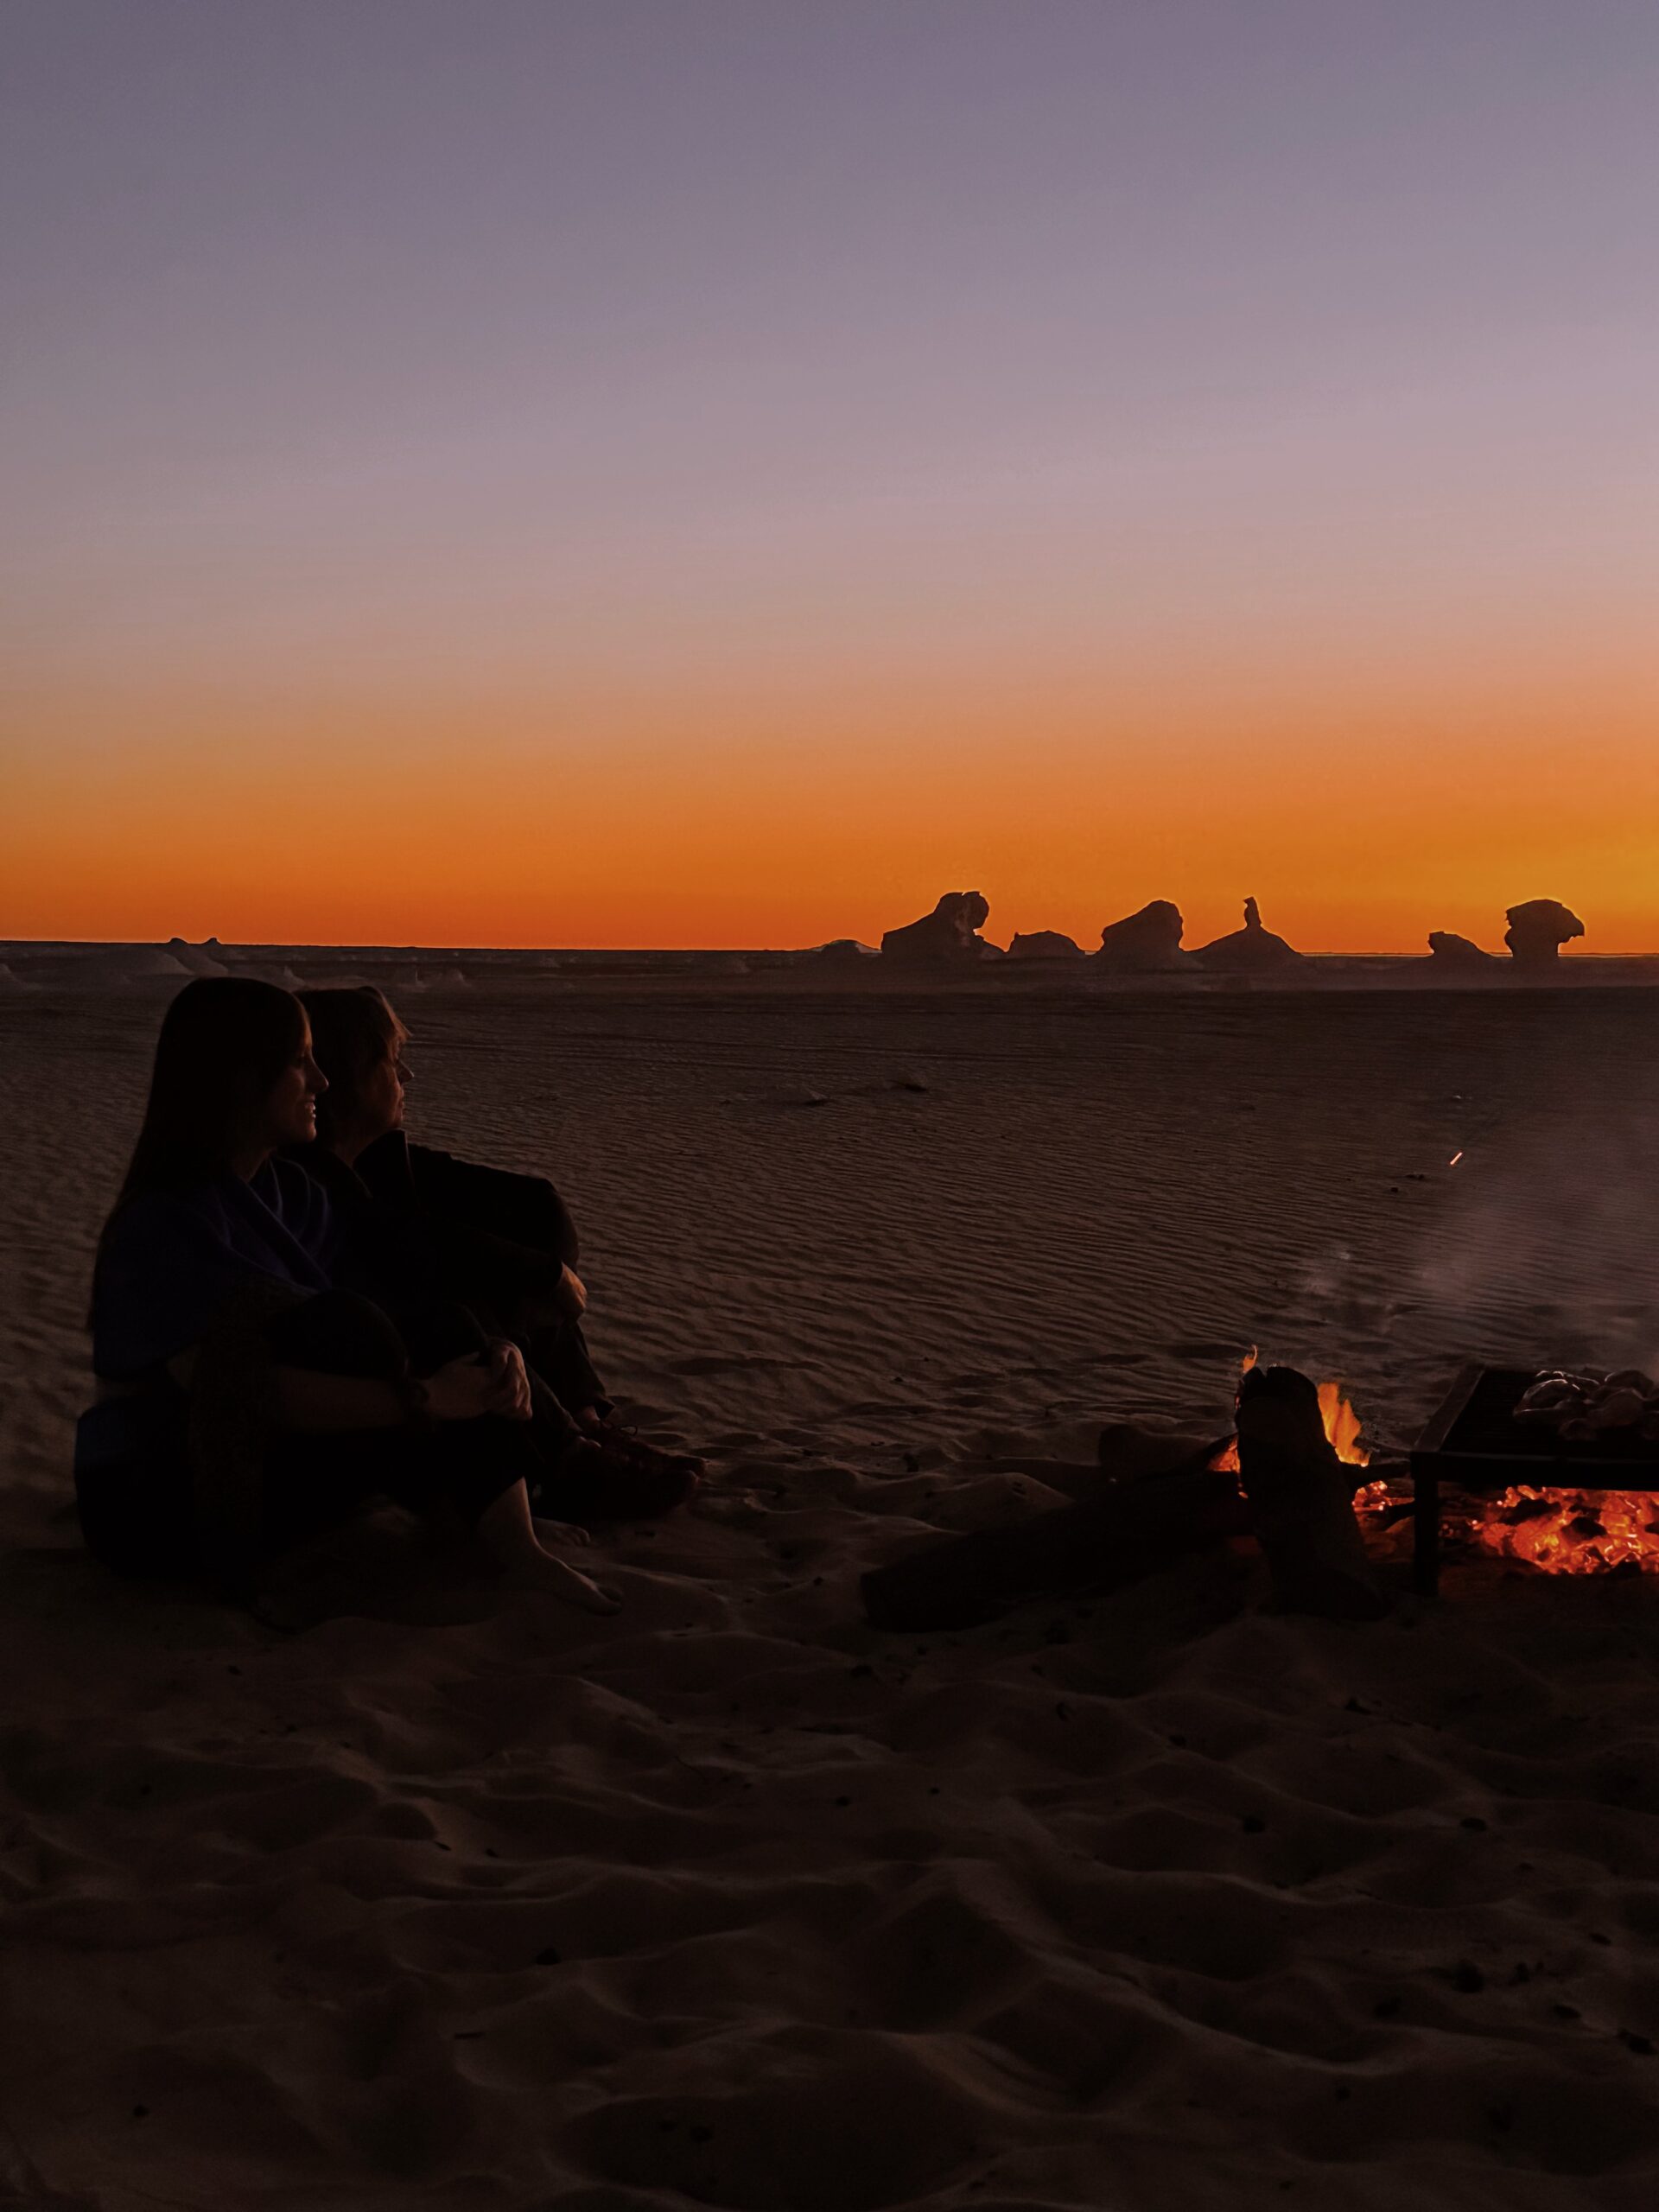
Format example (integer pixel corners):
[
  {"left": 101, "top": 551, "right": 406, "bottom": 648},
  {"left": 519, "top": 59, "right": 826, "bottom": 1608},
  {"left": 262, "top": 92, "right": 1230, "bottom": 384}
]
[
  {"left": 404, "top": 1142, "right": 581, "bottom": 1267},
  {"left": 275, "top": 1349, "right": 531, "bottom": 1431}
]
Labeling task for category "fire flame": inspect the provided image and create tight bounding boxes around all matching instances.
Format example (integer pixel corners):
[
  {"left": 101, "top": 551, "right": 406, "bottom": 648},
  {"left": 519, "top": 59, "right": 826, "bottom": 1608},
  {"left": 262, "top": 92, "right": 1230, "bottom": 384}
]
[
  {"left": 1318, "top": 1381, "right": 1370, "bottom": 1468},
  {"left": 1214, "top": 1357, "right": 1659, "bottom": 1574},
  {"left": 1211, "top": 1359, "right": 1370, "bottom": 1477}
]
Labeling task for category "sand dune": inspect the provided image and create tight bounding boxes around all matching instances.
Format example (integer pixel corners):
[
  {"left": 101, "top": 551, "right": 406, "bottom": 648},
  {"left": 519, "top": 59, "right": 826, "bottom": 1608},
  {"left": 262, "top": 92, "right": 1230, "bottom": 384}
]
[{"left": 4, "top": 980, "right": 1659, "bottom": 2208}]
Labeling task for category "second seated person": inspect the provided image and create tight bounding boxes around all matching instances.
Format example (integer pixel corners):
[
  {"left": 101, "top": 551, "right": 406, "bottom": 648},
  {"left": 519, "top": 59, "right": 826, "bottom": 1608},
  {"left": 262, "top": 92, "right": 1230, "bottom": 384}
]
[{"left": 295, "top": 986, "right": 702, "bottom": 1523}]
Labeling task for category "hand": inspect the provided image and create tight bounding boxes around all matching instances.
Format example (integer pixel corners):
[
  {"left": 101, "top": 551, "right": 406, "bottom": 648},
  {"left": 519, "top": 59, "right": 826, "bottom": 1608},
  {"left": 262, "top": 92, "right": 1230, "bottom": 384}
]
[
  {"left": 423, "top": 1353, "right": 517, "bottom": 1423},
  {"left": 485, "top": 1338, "right": 533, "bottom": 1421},
  {"left": 423, "top": 1345, "right": 531, "bottom": 1423},
  {"left": 516, "top": 1265, "right": 588, "bottom": 1332}
]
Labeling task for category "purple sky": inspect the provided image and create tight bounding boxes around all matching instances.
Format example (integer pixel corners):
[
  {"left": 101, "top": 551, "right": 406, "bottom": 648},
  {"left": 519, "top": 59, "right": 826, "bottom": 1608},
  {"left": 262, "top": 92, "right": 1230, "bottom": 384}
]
[{"left": 5, "top": 3, "right": 1657, "bottom": 947}]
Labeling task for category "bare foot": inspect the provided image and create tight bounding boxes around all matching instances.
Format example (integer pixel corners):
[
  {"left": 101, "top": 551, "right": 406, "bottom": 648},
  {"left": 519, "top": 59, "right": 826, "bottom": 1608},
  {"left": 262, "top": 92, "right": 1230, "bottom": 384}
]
[
  {"left": 505, "top": 1550, "right": 621, "bottom": 1613},
  {"left": 533, "top": 1516, "right": 592, "bottom": 1547}
]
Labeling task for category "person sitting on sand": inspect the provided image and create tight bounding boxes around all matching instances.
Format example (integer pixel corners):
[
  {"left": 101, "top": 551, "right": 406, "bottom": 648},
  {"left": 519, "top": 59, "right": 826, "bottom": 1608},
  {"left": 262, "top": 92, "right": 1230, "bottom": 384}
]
[
  {"left": 293, "top": 985, "right": 702, "bottom": 1520},
  {"left": 78, "top": 977, "right": 620, "bottom": 1614}
]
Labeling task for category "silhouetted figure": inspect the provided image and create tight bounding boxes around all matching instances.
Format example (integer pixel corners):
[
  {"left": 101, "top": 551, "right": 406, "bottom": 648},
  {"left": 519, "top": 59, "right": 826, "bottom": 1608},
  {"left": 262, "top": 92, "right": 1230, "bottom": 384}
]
[
  {"left": 1192, "top": 898, "right": 1305, "bottom": 971},
  {"left": 296, "top": 987, "right": 701, "bottom": 1519},
  {"left": 1095, "top": 899, "right": 1186, "bottom": 971},
  {"left": 880, "top": 891, "right": 1002, "bottom": 963},
  {"left": 78, "top": 978, "right": 618, "bottom": 1612},
  {"left": 1504, "top": 899, "right": 1584, "bottom": 968}
]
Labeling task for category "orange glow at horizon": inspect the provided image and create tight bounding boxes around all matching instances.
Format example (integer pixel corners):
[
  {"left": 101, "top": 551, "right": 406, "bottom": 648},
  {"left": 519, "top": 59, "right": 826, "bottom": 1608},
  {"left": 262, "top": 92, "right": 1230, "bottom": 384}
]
[
  {"left": 11, "top": 4, "right": 1659, "bottom": 960},
  {"left": 7, "top": 658, "right": 1657, "bottom": 952}
]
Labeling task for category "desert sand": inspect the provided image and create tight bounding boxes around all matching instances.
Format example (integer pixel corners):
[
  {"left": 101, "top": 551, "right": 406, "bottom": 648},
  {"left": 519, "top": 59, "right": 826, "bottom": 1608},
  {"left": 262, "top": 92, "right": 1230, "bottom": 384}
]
[{"left": 5, "top": 973, "right": 1659, "bottom": 2209}]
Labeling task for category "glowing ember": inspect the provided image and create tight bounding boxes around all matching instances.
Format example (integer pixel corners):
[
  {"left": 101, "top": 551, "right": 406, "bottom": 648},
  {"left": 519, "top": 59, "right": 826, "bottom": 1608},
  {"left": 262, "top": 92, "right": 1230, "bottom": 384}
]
[{"left": 1460, "top": 1489, "right": 1659, "bottom": 1575}]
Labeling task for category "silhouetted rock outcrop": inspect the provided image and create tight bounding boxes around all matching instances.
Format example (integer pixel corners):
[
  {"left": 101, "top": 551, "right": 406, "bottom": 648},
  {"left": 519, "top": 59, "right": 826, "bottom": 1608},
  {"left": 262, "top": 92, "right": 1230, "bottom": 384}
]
[
  {"left": 1095, "top": 899, "right": 1186, "bottom": 972},
  {"left": 165, "top": 937, "right": 229, "bottom": 976},
  {"left": 1192, "top": 898, "right": 1305, "bottom": 971},
  {"left": 1007, "top": 930, "right": 1084, "bottom": 961},
  {"left": 1504, "top": 899, "right": 1584, "bottom": 968},
  {"left": 880, "top": 892, "right": 1002, "bottom": 963},
  {"left": 1427, "top": 931, "right": 1497, "bottom": 970},
  {"left": 801, "top": 938, "right": 879, "bottom": 963}
]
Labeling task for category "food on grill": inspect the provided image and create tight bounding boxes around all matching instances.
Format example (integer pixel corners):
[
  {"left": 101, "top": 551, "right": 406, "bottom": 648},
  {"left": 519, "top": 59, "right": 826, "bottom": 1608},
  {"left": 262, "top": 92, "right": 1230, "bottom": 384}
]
[
  {"left": 1591, "top": 1388, "right": 1647, "bottom": 1429},
  {"left": 1516, "top": 1367, "right": 1659, "bottom": 1436}
]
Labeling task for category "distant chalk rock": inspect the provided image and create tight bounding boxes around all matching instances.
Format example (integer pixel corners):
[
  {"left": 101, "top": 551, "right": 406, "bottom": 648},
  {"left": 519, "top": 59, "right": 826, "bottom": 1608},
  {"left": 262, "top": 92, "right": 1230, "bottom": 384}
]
[
  {"left": 880, "top": 891, "right": 1003, "bottom": 963},
  {"left": 1427, "top": 931, "right": 1498, "bottom": 969},
  {"left": 801, "top": 938, "right": 880, "bottom": 963},
  {"left": 65, "top": 947, "right": 194, "bottom": 986},
  {"left": 164, "top": 936, "right": 229, "bottom": 976},
  {"left": 1504, "top": 899, "right": 1584, "bottom": 968},
  {"left": 1095, "top": 899, "right": 1186, "bottom": 972},
  {"left": 1006, "top": 930, "right": 1085, "bottom": 961},
  {"left": 1192, "top": 898, "right": 1305, "bottom": 971}
]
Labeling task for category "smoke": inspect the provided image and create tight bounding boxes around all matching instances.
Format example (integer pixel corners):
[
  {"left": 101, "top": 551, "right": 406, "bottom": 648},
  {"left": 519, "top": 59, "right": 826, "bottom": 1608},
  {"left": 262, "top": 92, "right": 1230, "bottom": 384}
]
[{"left": 1414, "top": 1080, "right": 1659, "bottom": 1375}]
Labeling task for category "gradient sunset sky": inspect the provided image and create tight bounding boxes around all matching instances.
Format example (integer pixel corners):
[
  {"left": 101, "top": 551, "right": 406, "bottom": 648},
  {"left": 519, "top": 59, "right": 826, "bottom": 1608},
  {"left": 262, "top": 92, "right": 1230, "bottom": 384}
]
[{"left": 5, "top": 1, "right": 1656, "bottom": 950}]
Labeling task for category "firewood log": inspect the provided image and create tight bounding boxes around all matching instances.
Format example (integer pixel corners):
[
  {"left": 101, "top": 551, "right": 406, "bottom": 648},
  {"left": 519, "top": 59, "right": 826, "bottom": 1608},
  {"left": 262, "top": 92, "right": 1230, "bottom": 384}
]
[
  {"left": 861, "top": 1445, "right": 1248, "bottom": 1632},
  {"left": 1234, "top": 1365, "right": 1388, "bottom": 1620}
]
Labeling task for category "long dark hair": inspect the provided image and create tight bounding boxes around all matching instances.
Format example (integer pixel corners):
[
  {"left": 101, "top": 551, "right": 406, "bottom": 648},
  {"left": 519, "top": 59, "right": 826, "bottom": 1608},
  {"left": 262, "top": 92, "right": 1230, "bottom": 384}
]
[
  {"left": 99, "top": 978, "right": 308, "bottom": 1255},
  {"left": 300, "top": 987, "right": 406, "bottom": 1151}
]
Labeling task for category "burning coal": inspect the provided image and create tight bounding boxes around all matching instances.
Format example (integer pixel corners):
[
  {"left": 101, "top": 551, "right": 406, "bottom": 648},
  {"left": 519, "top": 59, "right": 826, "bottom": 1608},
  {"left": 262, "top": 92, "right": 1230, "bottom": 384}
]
[{"left": 1459, "top": 1488, "right": 1659, "bottom": 1576}]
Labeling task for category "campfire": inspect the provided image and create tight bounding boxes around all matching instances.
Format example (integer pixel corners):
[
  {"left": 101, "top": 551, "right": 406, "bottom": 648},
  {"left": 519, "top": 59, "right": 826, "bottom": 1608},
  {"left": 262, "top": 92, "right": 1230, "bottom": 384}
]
[
  {"left": 1216, "top": 1352, "right": 1659, "bottom": 1578},
  {"left": 1211, "top": 1349, "right": 1371, "bottom": 1479}
]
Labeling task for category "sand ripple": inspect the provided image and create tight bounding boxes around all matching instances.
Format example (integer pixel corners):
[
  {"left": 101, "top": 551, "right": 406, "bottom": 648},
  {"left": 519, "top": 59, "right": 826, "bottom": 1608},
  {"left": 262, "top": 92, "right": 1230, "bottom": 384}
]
[{"left": 5, "top": 984, "right": 1659, "bottom": 2208}]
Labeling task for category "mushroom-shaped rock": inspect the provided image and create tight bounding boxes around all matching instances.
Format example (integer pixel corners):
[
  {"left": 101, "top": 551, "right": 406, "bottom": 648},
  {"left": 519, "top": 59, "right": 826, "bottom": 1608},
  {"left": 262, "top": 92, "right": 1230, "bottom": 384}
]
[
  {"left": 1006, "top": 930, "right": 1085, "bottom": 961},
  {"left": 1503, "top": 899, "right": 1584, "bottom": 968},
  {"left": 880, "top": 892, "right": 1002, "bottom": 963},
  {"left": 1192, "top": 898, "right": 1305, "bottom": 971},
  {"left": 1095, "top": 899, "right": 1186, "bottom": 972},
  {"left": 1427, "top": 931, "right": 1497, "bottom": 970}
]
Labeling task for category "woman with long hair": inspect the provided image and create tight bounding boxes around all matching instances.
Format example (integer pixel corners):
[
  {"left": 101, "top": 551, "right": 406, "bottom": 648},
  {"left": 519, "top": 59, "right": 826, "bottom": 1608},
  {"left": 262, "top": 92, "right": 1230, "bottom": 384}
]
[
  {"left": 80, "top": 977, "right": 619, "bottom": 1613},
  {"left": 295, "top": 985, "right": 702, "bottom": 1520}
]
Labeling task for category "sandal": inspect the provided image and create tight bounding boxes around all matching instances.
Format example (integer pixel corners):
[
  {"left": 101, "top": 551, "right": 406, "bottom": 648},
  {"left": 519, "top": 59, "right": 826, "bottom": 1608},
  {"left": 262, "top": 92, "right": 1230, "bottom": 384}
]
[
  {"left": 537, "top": 1427, "right": 700, "bottom": 1523},
  {"left": 583, "top": 1418, "right": 703, "bottom": 1517}
]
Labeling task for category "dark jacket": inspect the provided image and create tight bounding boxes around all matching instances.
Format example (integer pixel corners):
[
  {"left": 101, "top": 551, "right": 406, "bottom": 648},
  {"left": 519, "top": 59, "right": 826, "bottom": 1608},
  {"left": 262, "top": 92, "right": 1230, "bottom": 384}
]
[
  {"left": 78, "top": 1160, "right": 338, "bottom": 1572},
  {"left": 289, "top": 1132, "right": 578, "bottom": 1333}
]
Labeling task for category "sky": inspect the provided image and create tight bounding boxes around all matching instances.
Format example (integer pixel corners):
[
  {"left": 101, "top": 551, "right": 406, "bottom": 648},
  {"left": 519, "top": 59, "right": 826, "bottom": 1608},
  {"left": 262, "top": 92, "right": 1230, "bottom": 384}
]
[{"left": 3, "top": 0, "right": 1656, "bottom": 951}]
